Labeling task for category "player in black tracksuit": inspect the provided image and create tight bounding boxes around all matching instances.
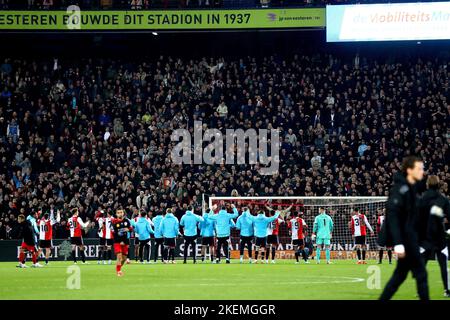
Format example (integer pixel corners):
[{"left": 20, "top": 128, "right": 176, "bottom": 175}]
[
  {"left": 379, "top": 156, "right": 429, "bottom": 300},
  {"left": 418, "top": 175, "right": 450, "bottom": 297}
]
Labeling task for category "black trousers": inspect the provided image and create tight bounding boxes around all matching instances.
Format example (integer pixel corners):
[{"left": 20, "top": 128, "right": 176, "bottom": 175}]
[
  {"left": 183, "top": 236, "right": 197, "bottom": 262},
  {"left": 153, "top": 238, "right": 164, "bottom": 262},
  {"left": 239, "top": 236, "right": 253, "bottom": 257},
  {"left": 138, "top": 239, "right": 150, "bottom": 262},
  {"left": 216, "top": 237, "right": 229, "bottom": 260},
  {"left": 423, "top": 246, "right": 449, "bottom": 292},
  {"left": 380, "top": 245, "right": 429, "bottom": 300}
]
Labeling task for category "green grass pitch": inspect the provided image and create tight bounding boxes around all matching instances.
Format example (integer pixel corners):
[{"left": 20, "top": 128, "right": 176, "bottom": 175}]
[{"left": 0, "top": 259, "right": 447, "bottom": 300}]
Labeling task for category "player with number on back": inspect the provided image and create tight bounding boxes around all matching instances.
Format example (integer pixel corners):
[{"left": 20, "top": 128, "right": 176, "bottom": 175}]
[
  {"left": 288, "top": 211, "right": 309, "bottom": 264},
  {"left": 350, "top": 208, "right": 374, "bottom": 264},
  {"left": 243, "top": 207, "right": 285, "bottom": 264},
  {"left": 112, "top": 208, "right": 133, "bottom": 276},
  {"left": 312, "top": 207, "right": 333, "bottom": 264},
  {"left": 39, "top": 209, "right": 60, "bottom": 265},
  {"left": 68, "top": 208, "right": 90, "bottom": 264},
  {"left": 265, "top": 205, "right": 291, "bottom": 264}
]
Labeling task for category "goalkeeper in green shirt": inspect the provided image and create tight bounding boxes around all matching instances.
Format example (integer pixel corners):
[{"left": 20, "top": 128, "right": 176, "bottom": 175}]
[{"left": 312, "top": 207, "right": 334, "bottom": 264}]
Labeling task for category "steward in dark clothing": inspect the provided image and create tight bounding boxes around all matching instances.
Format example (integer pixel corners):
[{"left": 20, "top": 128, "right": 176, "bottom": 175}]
[
  {"left": 419, "top": 176, "right": 450, "bottom": 297},
  {"left": 379, "top": 168, "right": 429, "bottom": 300}
]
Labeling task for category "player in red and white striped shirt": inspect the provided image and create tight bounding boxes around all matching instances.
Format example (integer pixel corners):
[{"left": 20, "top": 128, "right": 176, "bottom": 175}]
[
  {"left": 265, "top": 205, "right": 290, "bottom": 264},
  {"left": 349, "top": 209, "right": 374, "bottom": 264},
  {"left": 376, "top": 209, "right": 392, "bottom": 264},
  {"left": 288, "top": 211, "right": 309, "bottom": 264},
  {"left": 96, "top": 209, "right": 114, "bottom": 265},
  {"left": 38, "top": 209, "right": 60, "bottom": 265},
  {"left": 67, "top": 208, "right": 90, "bottom": 264}
]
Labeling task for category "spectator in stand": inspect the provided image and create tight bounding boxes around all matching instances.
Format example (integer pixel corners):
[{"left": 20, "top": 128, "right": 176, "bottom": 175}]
[{"left": 0, "top": 53, "right": 448, "bottom": 242}]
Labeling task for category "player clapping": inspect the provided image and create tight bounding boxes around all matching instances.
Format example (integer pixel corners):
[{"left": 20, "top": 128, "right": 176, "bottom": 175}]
[
  {"left": 288, "top": 211, "right": 309, "bottom": 264},
  {"left": 68, "top": 208, "right": 90, "bottom": 264},
  {"left": 38, "top": 209, "right": 61, "bottom": 265},
  {"left": 349, "top": 208, "right": 374, "bottom": 264}
]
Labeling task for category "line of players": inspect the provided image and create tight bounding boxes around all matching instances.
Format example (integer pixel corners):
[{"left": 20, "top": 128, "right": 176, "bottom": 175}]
[{"left": 17, "top": 202, "right": 390, "bottom": 271}]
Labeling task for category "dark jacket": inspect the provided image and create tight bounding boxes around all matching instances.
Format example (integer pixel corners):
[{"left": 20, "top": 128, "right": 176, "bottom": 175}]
[
  {"left": 418, "top": 189, "right": 450, "bottom": 250},
  {"left": 378, "top": 172, "right": 421, "bottom": 248},
  {"left": 17, "top": 220, "right": 36, "bottom": 246}
]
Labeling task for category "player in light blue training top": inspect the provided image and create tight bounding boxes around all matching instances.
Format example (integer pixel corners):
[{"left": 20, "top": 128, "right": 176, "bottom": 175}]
[{"left": 312, "top": 207, "right": 334, "bottom": 264}]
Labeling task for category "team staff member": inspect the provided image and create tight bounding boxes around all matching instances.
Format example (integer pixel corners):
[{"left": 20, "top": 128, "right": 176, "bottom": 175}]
[
  {"left": 379, "top": 156, "right": 429, "bottom": 300},
  {"left": 200, "top": 208, "right": 216, "bottom": 263},
  {"left": 160, "top": 208, "right": 180, "bottom": 264},
  {"left": 419, "top": 175, "right": 450, "bottom": 297},
  {"left": 236, "top": 207, "right": 254, "bottom": 264},
  {"left": 152, "top": 211, "right": 165, "bottom": 263},
  {"left": 206, "top": 204, "right": 238, "bottom": 264},
  {"left": 134, "top": 211, "right": 154, "bottom": 264},
  {"left": 180, "top": 206, "right": 204, "bottom": 264}
]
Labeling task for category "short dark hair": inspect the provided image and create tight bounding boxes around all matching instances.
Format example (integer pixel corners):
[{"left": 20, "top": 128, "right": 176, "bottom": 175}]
[
  {"left": 187, "top": 205, "right": 193, "bottom": 211},
  {"left": 401, "top": 156, "right": 422, "bottom": 174},
  {"left": 221, "top": 206, "right": 226, "bottom": 210}
]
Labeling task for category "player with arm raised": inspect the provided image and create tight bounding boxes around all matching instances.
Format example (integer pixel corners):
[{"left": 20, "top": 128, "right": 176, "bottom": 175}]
[
  {"left": 39, "top": 209, "right": 60, "bottom": 265},
  {"left": 68, "top": 208, "right": 90, "bottom": 264},
  {"left": 244, "top": 207, "right": 284, "bottom": 264},
  {"left": 312, "top": 207, "right": 333, "bottom": 264},
  {"left": 236, "top": 206, "right": 254, "bottom": 264},
  {"left": 288, "top": 211, "right": 309, "bottom": 264},
  {"left": 265, "top": 204, "right": 291, "bottom": 264},
  {"left": 206, "top": 204, "right": 238, "bottom": 264},
  {"left": 180, "top": 206, "right": 204, "bottom": 264},
  {"left": 350, "top": 208, "right": 374, "bottom": 264},
  {"left": 112, "top": 208, "right": 133, "bottom": 276}
]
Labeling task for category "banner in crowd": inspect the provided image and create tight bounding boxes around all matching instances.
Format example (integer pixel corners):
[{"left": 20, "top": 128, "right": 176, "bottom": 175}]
[
  {"left": 327, "top": 2, "right": 450, "bottom": 42},
  {"left": 0, "top": 9, "right": 325, "bottom": 30}
]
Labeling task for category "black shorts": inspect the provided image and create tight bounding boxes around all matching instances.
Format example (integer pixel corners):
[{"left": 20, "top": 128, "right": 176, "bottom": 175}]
[
  {"left": 139, "top": 239, "right": 150, "bottom": 246},
  {"left": 267, "top": 235, "right": 279, "bottom": 245},
  {"left": 255, "top": 237, "right": 267, "bottom": 247},
  {"left": 240, "top": 236, "right": 253, "bottom": 243},
  {"left": 202, "top": 237, "right": 214, "bottom": 246},
  {"left": 293, "top": 239, "right": 305, "bottom": 247},
  {"left": 70, "top": 237, "right": 83, "bottom": 246},
  {"left": 39, "top": 240, "right": 52, "bottom": 249},
  {"left": 184, "top": 235, "right": 197, "bottom": 242},
  {"left": 164, "top": 238, "right": 176, "bottom": 247},
  {"left": 134, "top": 238, "right": 140, "bottom": 245},
  {"left": 99, "top": 238, "right": 113, "bottom": 246},
  {"left": 155, "top": 238, "right": 164, "bottom": 245},
  {"left": 355, "top": 236, "right": 366, "bottom": 245}
]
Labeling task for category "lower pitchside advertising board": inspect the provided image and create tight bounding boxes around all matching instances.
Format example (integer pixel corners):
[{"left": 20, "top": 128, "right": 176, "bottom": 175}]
[
  {"left": 0, "top": 9, "right": 325, "bottom": 30},
  {"left": 0, "top": 239, "right": 387, "bottom": 262}
]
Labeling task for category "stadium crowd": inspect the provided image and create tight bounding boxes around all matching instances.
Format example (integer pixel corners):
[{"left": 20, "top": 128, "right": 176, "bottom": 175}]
[{"left": 0, "top": 53, "right": 449, "bottom": 239}]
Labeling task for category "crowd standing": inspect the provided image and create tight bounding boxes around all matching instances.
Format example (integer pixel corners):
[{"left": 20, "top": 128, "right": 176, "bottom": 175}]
[{"left": 0, "top": 54, "right": 448, "bottom": 239}]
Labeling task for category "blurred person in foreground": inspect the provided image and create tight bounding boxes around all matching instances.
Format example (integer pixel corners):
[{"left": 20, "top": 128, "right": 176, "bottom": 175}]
[{"left": 379, "top": 156, "right": 429, "bottom": 300}]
